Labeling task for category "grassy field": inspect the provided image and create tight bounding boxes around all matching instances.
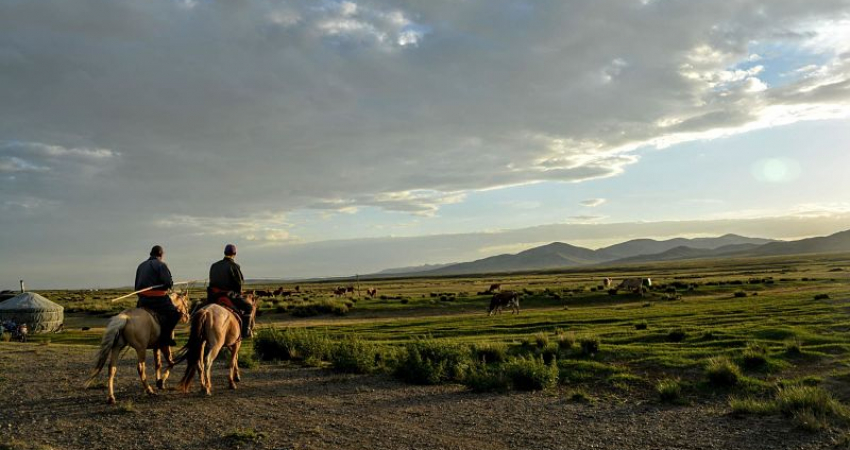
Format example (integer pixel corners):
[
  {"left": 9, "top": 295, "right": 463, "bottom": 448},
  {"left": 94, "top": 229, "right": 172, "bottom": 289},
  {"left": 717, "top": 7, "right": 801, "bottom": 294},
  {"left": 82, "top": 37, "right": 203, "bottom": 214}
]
[{"left": 11, "top": 252, "right": 850, "bottom": 432}]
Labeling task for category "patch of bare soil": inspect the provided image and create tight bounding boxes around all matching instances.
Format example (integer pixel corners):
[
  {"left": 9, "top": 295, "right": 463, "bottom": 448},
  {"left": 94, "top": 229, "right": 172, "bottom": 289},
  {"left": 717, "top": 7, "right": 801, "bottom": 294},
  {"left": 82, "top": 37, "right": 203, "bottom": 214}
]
[{"left": 0, "top": 343, "right": 840, "bottom": 450}]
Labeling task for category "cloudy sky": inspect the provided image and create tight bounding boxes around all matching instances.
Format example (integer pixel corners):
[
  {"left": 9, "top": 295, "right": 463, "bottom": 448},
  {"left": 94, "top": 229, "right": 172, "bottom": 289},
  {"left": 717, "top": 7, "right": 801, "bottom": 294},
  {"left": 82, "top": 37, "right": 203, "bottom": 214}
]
[{"left": 1, "top": 0, "right": 849, "bottom": 288}]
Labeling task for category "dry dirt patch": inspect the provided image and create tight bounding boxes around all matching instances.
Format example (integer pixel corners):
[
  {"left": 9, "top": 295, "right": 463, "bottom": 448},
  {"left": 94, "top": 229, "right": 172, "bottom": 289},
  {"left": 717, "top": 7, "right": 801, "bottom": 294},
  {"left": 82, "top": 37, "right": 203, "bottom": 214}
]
[{"left": 0, "top": 343, "right": 838, "bottom": 450}]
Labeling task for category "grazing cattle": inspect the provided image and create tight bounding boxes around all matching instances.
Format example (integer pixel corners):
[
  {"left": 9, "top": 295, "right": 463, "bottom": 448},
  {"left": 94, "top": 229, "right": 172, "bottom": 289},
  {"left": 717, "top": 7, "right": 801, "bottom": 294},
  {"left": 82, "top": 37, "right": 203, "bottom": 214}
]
[
  {"left": 345, "top": 286, "right": 355, "bottom": 293},
  {"left": 366, "top": 288, "right": 378, "bottom": 298},
  {"left": 294, "top": 285, "right": 300, "bottom": 293},
  {"left": 333, "top": 287, "right": 347, "bottom": 297},
  {"left": 616, "top": 278, "right": 652, "bottom": 294},
  {"left": 273, "top": 287, "right": 293, "bottom": 297},
  {"left": 253, "top": 290, "right": 274, "bottom": 299},
  {"left": 603, "top": 278, "right": 613, "bottom": 288},
  {"left": 488, "top": 291, "right": 520, "bottom": 316},
  {"left": 487, "top": 283, "right": 501, "bottom": 293}
]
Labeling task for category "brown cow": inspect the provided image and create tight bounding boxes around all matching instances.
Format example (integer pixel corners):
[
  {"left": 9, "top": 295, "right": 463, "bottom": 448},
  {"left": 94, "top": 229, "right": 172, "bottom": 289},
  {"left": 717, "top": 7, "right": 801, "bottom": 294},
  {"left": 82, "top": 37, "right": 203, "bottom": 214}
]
[
  {"left": 487, "top": 283, "right": 501, "bottom": 293},
  {"left": 366, "top": 288, "right": 378, "bottom": 298},
  {"left": 488, "top": 291, "right": 520, "bottom": 316}
]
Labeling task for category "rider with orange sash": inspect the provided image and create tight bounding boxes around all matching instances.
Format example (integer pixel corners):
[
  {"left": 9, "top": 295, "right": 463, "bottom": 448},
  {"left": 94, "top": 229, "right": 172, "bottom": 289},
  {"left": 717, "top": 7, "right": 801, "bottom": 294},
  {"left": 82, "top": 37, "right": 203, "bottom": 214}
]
[
  {"left": 135, "top": 245, "right": 180, "bottom": 346},
  {"left": 207, "top": 244, "right": 253, "bottom": 338}
]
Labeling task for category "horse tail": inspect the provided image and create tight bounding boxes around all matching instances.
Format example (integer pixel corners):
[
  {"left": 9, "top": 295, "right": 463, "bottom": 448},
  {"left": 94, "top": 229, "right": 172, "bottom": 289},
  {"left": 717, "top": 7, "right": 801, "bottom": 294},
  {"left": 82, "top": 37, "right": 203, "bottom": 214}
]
[
  {"left": 85, "top": 314, "right": 127, "bottom": 387},
  {"left": 177, "top": 308, "right": 208, "bottom": 393}
]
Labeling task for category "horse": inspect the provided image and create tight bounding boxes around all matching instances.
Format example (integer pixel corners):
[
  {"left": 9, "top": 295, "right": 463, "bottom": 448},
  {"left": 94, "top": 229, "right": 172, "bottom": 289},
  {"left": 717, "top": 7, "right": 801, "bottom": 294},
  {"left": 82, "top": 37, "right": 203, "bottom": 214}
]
[
  {"left": 366, "top": 288, "right": 378, "bottom": 298},
  {"left": 85, "top": 292, "right": 190, "bottom": 404},
  {"left": 176, "top": 295, "right": 257, "bottom": 396},
  {"left": 488, "top": 291, "right": 520, "bottom": 316}
]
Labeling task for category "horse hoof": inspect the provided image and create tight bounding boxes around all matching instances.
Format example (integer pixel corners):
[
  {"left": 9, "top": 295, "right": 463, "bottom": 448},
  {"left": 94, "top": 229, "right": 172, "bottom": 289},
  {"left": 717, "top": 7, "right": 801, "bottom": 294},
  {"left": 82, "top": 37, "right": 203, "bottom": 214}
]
[
  {"left": 156, "top": 379, "right": 165, "bottom": 390},
  {"left": 229, "top": 383, "right": 237, "bottom": 390},
  {"left": 234, "top": 375, "right": 241, "bottom": 383},
  {"left": 107, "top": 397, "right": 116, "bottom": 405}
]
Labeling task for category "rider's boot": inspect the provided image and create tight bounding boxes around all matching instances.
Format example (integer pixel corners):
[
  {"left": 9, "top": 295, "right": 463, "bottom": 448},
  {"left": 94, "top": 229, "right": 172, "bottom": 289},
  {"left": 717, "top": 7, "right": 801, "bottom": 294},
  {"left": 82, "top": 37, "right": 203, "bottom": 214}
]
[
  {"left": 240, "top": 314, "right": 253, "bottom": 339},
  {"left": 161, "top": 316, "right": 178, "bottom": 347}
]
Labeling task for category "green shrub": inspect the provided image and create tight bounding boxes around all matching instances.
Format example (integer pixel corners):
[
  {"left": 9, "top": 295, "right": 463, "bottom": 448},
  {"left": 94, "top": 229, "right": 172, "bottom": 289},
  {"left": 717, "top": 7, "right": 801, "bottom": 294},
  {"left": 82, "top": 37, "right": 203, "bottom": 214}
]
[
  {"left": 656, "top": 378, "right": 682, "bottom": 403},
  {"left": 634, "top": 321, "right": 648, "bottom": 330},
  {"left": 666, "top": 329, "right": 687, "bottom": 343},
  {"left": 463, "top": 362, "right": 511, "bottom": 393},
  {"left": 330, "top": 336, "right": 380, "bottom": 374},
  {"left": 472, "top": 342, "right": 508, "bottom": 364},
  {"left": 504, "top": 356, "right": 558, "bottom": 391},
  {"left": 237, "top": 346, "right": 259, "bottom": 369},
  {"left": 705, "top": 357, "right": 741, "bottom": 387},
  {"left": 579, "top": 335, "right": 600, "bottom": 356},
  {"left": 776, "top": 386, "right": 848, "bottom": 430},
  {"left": 784, "top": 339, "right": 803, "bottom": 356},
  {"left": 393, "top": 339, "right": 471, "bottom": 385},
  {"left": 533, "top": 332, "right": 550, "bottom": 349},
  {"left": 741, "top": 344, "right": 769, "bottom": 371},
  {"left": 555, "top": 331, "right": 575, "bottom": 350},
  {"left": 290, "top": 299, "right": 350, "bottom": 317},
  {"left": 538, "top": 343, "right": 559, "bottom": 365},
  {"left": 566, "top": 388, "right": 594, "bottom": 403},
  {"left": 254, "top": 327, "right": 331, "bottom": 363}
]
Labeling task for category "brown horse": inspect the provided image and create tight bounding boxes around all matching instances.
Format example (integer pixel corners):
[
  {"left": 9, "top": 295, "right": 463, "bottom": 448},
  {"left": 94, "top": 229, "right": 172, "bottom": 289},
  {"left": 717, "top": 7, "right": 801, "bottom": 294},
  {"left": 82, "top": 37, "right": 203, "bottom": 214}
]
[
  {"left": 85, "top": 292, "right": 190, "bottom": 404},
  {"left": 177, "top": 295, "right": 257, "bottom": 396}
]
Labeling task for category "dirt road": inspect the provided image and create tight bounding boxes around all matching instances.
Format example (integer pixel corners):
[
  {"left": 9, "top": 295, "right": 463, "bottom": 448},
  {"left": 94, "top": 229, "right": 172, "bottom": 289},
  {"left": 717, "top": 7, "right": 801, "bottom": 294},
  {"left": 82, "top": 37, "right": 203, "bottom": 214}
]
[{"left": 0, "top": 343, "right": 838, "bottom": 450}]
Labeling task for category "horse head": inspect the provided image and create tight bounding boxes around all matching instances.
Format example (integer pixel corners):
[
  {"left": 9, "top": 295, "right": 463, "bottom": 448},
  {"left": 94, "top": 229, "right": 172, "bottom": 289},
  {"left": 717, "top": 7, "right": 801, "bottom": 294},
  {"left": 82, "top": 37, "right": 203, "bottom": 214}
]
[
  {"left": 171, "top": 292, "right": 191, "bottom": 324},
  {"left": 246, "top": 293, "right": 259, "bottom": 333}
]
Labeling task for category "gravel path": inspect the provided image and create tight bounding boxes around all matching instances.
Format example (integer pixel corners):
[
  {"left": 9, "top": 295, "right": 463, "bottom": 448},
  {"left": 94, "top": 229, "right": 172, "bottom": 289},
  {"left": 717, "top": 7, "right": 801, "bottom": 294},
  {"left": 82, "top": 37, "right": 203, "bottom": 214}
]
[{"left": 0, "top": 343, "right": 839, "bottom": 450}]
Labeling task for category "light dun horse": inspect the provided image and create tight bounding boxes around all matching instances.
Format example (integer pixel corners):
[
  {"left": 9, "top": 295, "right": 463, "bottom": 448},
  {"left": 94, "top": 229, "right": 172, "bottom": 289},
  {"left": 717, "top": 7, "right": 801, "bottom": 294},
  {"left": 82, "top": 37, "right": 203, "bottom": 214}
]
[
  {"left": 177, "top": 295, "right": 257, "bottom": 396},
  {"left": 86, "top": 292, "right": 190, "bottom": 404}
]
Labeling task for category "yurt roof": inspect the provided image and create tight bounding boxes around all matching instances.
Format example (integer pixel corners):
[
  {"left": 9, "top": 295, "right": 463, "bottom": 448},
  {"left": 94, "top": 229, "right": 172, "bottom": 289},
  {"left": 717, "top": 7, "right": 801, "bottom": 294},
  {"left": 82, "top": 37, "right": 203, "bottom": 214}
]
[{"left": 0, "top": 292, "right": 63, "bottom": 311}]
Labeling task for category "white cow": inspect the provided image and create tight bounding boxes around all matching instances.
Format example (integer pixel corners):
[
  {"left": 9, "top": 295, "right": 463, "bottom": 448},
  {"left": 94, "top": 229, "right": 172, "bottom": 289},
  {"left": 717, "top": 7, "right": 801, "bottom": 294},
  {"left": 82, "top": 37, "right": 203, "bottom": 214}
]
[
  {"left": 602, "top": 278, "right": 613, "bottom": 288},
  {"left": 617, "top": 278, "right": 651, "bottom": 294}
]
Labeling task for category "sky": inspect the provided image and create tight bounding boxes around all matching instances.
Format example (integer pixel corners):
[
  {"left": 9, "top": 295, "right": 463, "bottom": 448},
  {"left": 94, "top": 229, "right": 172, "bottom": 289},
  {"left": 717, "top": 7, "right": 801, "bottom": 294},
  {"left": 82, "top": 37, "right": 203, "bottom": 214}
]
[{"left": 1, "top": 0, "right": 849, "bottom": 289}]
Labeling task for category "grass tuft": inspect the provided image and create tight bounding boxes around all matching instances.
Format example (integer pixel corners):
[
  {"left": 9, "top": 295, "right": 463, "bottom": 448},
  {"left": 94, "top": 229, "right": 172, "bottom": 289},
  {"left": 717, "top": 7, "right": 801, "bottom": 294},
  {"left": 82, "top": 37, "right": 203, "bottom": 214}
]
[
  {"left": 656, "top": 378, "right": 682, "bottom": 403},
  {"left": 223, "top": 428, "right": 267, "bottom": 444},
  {"left": 578, "top": 335, "right": 600, "bottom": 357},
  {"left": 705, "top": 356, "right": 741, "bottom": 387}
]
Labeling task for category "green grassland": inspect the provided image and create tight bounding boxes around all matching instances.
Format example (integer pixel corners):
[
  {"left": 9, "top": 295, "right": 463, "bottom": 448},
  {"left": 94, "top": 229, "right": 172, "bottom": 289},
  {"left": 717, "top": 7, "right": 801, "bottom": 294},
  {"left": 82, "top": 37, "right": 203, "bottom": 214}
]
[{"left": 13, "top": 252, "right": 850, "bottom": 429}]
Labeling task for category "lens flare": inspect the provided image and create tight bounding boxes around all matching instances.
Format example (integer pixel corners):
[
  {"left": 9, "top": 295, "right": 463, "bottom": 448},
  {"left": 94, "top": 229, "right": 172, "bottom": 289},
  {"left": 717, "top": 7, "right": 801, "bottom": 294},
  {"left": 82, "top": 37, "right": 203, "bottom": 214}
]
[{"left": 752, "top": 158, "right": 801, "bottom": 183}]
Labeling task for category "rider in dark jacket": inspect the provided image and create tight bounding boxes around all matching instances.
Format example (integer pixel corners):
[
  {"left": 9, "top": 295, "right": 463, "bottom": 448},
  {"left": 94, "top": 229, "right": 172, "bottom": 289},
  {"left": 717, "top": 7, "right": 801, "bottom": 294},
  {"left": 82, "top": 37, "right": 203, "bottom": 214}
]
[
  {"left": 135, "top": 245, "right": 180, "bottom": 346},
  {"left": 208, "top": 244, "right": 254, "bottom": 338}
]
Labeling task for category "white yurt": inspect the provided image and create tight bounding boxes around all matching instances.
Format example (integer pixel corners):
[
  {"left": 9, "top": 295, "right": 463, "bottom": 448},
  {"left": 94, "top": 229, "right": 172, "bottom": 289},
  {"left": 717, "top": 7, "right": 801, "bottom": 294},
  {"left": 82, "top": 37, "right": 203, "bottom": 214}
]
[{"left": 0, "top": 292, "right": 64, "bottom": 333}]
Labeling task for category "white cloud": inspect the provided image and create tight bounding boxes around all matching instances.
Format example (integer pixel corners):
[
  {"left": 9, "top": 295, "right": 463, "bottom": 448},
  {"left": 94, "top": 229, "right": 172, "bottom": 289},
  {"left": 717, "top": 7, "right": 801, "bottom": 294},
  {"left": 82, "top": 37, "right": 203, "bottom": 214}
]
[
  {"left": 580, "top": 198, "right": 607, "bottom": 207},
  {"left": 156, "top": 213, "right": 297, "bottom": 243}
]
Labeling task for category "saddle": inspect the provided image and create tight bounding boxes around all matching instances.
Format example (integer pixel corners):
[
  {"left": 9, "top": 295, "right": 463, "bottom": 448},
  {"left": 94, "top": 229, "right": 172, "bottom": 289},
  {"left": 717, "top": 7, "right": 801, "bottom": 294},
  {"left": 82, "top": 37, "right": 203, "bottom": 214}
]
[{"left": 207, "top": 291, "right": 244, "bottom": 333}]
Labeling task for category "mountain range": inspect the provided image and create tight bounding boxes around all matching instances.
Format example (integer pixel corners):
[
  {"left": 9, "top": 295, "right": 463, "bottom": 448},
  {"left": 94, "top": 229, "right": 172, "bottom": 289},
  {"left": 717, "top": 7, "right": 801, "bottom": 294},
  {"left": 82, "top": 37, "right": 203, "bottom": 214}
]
[{"left": 372, "top": 229, "right": 850, "bottom": 277}]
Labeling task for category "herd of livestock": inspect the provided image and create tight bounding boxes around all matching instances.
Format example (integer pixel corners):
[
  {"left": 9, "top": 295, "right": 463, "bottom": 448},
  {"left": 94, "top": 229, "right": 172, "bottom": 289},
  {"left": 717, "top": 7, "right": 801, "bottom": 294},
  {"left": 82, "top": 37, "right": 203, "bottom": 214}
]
[{"left": 249, "top": 277, "right": 652, "bottom": 318}]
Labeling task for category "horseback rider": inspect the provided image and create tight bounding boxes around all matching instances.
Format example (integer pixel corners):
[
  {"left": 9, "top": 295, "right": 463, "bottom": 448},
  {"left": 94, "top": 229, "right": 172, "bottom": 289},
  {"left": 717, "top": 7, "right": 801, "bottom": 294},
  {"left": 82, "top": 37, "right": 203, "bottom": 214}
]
[
  {"left": 135, "top": 245, "right": 181, "bottom": 346},
  {"left": 207, "top": 244, "right": 254, "bottom": 338}
]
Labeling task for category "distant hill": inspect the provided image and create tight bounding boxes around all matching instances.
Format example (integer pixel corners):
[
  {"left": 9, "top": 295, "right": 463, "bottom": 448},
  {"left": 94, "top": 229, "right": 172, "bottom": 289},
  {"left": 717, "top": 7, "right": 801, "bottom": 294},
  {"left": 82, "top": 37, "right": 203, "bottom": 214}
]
[
  {"left": 423, "top": 242, "right": 604, "bottom": 276},
  {"left": 375, "top": 263, "right": 457, "bottom": 275},
  {"left": 608, "top": 243, "right": 763, "bottom": 264},
  {"left": 596, "top": 234, "right": 775, "bottom": 260},
  {"left": 744, "top": 229, "right": 850, "bottom": 257},
  {"left": 416, "top": 234, "right": 777, "bottom": 276}
]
